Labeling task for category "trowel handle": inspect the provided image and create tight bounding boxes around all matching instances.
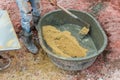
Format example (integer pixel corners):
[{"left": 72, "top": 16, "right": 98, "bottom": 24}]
[
  {"left": 57, "top": 4, "right": 89, "bottom": 27},
  {"left": 49, "top": 0, "right": 57, "bottom": 6},
  {"left": 57, "top": 4, "right": 78, "bottom": 19},
  {"left": 49, "top": 0, "right": 78, "bottom": 19},
  {"left": 49, "top": 1, "right": 90, "bottom": 27}
]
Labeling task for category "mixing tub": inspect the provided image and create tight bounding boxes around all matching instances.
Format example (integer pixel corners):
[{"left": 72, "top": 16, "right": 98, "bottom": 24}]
[{"left": 37, "top": 10, "right": 107, "bottom": 70}]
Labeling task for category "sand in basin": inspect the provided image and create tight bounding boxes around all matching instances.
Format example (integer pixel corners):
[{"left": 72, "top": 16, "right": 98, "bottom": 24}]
[{"left": 42, "top": 25, "right": 87, "bottom": 58}]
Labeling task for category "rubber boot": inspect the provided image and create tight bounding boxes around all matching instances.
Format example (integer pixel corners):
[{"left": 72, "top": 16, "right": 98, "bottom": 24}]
[{"left": 22, "top": 31, "right": 38, "bottom": 54}]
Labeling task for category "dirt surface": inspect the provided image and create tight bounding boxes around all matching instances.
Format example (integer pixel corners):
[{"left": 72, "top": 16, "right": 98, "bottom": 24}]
[{"left": 0, "top": 0, "right": 120, "bottom": 80}]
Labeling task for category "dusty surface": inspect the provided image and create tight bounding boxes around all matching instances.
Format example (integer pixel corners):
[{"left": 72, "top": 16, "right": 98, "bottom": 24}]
[{"left": 0, "top": 0, "right": 120, "bottom": 80}]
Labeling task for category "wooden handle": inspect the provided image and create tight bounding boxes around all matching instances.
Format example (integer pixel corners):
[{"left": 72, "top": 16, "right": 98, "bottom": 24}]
[{"left": 56, "top": 4, "right": 78, "bottom": 19}]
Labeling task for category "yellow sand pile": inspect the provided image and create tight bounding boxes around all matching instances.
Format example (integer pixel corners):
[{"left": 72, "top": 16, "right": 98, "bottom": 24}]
[{"left": 42, "top": 25, "right": 87, "bottom": 58}]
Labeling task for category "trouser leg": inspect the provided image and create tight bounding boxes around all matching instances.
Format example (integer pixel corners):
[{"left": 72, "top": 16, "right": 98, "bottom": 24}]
[
  {"left": 29, "top": 0, "right": 40, "bottom": 16},
  {"left": 16, "top": 0, "right": 32, "bottom": 33},
  {"left": 29, "top": 0, "right": 41, "bottom": 29},
  {"left": 16, "top": 0, "right": 38, "bottom": 54}
]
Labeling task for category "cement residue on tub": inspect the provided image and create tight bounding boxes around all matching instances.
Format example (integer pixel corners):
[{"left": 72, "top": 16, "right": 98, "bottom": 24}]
[{"left": 42, "top": 25, "right": 88, "bottom": 58}]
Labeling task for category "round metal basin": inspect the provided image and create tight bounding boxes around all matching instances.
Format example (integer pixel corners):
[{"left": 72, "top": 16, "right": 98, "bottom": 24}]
[{"left": 37, "top": 9, "right": 107, "bottom": 71}]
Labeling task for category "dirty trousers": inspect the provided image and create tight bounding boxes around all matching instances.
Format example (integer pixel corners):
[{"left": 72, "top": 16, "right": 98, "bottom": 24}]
[{"left": 16, "top": 0, "right": 40, "bottom": 33}]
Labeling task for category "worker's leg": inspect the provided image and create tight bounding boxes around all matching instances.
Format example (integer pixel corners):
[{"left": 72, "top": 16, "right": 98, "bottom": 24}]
[
  {"left": 16, "top": 0, "right": 31, "bottom": 32},
  {"left": 29, "top": 0, "right": 41, "bottom": 29},
  {"left": 29, "top": 0, "right": 40, "bottom": 16},
  {"left": 16, "top": 0, "right": 38, "bottom": 54}
]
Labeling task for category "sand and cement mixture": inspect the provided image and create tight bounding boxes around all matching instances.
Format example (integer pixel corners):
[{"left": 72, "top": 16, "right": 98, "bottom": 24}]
[{"left": 42, "top": 25, "right": 87, "bottom": 58}]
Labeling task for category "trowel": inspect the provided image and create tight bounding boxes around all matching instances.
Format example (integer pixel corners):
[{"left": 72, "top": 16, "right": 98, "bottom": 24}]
[{"left": 49, "top": 0, "right": 90, "bottom": 39}]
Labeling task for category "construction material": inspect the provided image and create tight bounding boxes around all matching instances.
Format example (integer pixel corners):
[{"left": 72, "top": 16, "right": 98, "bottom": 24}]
[{"left": 42, "top": 25, "right": 87, "bottom": 58}]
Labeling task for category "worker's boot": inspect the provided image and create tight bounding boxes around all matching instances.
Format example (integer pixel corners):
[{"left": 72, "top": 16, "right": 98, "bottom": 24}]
[{"left": 22, "top": 31, "right": 38, "bottom": 54}]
